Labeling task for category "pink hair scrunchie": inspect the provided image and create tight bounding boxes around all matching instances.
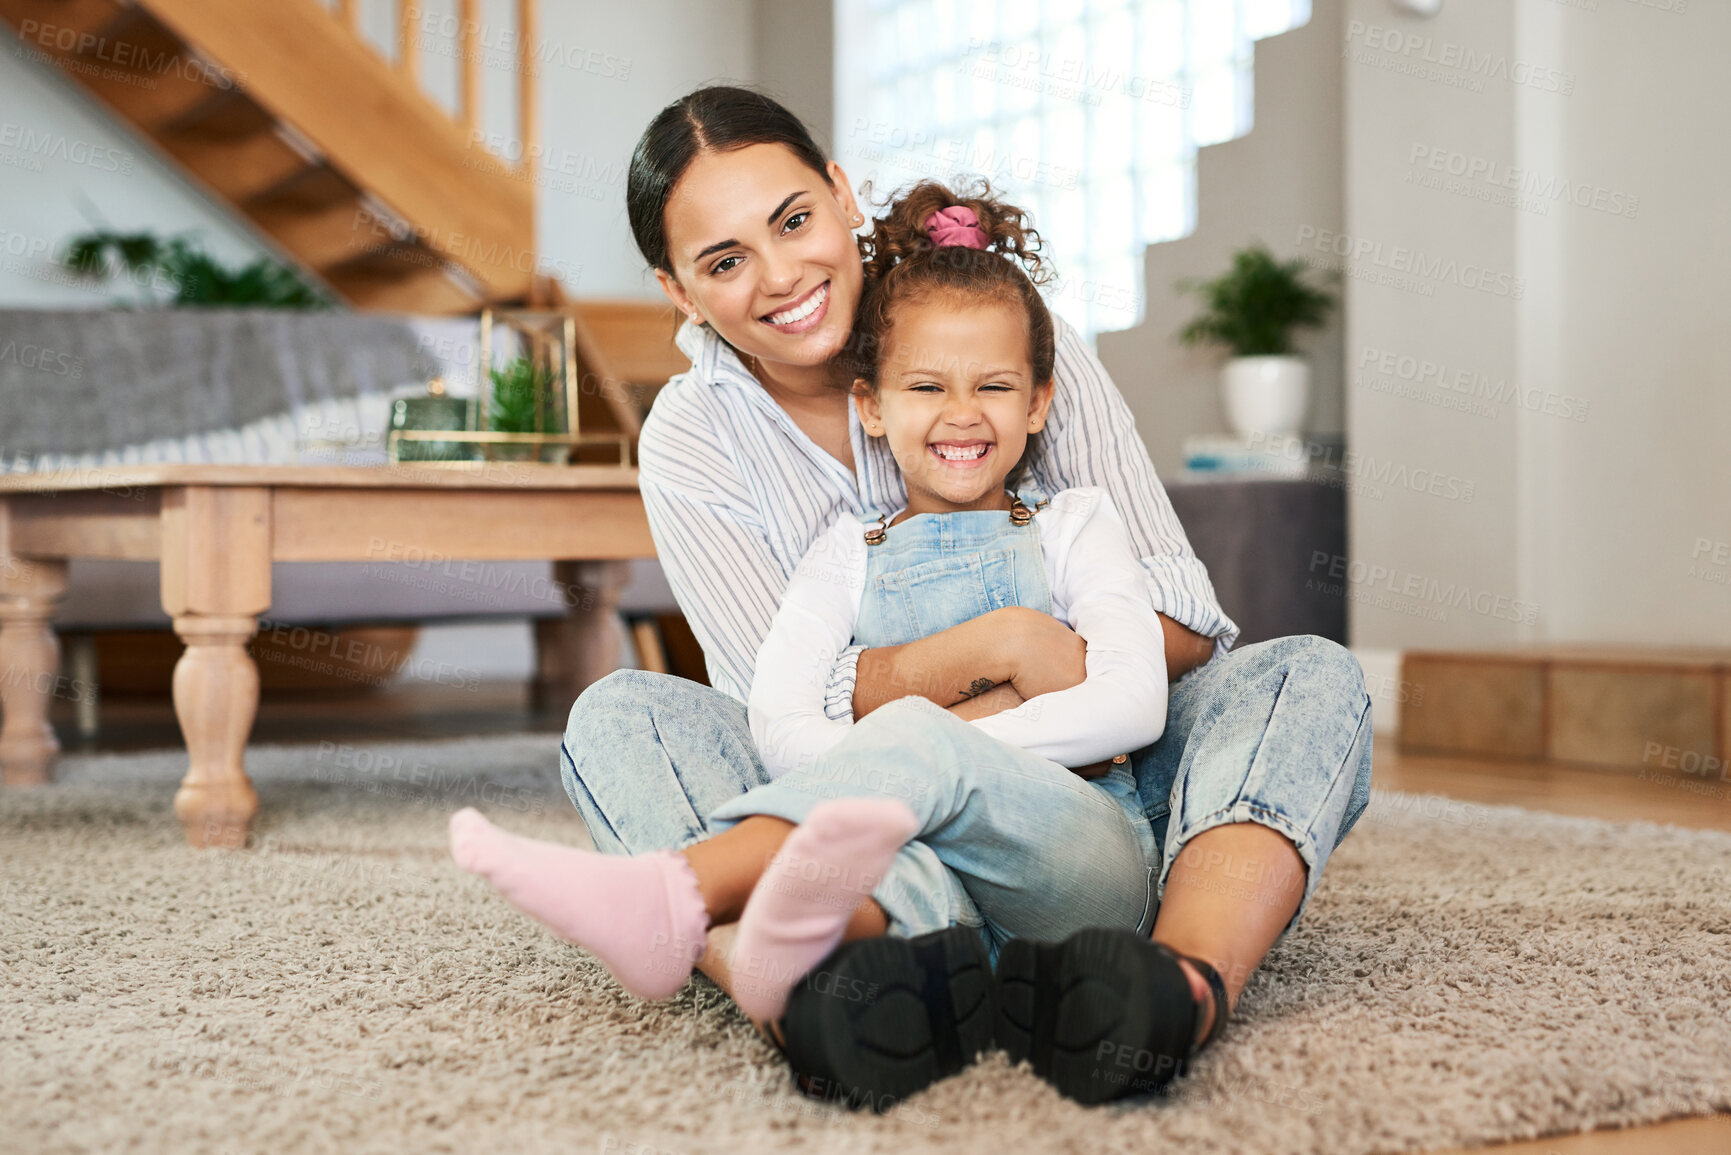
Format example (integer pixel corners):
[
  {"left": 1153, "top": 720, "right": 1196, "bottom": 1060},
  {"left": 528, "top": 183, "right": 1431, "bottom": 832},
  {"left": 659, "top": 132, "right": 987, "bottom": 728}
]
[{"left": 924, "top": 205, "right": 990, "bottom": 250}]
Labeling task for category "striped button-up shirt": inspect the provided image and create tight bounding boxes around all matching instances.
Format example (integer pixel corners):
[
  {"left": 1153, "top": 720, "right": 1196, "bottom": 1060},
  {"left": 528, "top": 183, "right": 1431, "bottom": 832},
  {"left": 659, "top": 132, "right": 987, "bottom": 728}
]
[{"left": 637, "top": 316, "right": 1238, "bottom": 718}]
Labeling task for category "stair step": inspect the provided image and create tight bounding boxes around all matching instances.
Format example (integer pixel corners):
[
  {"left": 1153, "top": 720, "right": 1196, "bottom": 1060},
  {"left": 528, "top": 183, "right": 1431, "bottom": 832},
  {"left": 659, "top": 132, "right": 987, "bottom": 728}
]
[
  {"left": 1400, "top": 648, "right": 1730, "bottom": 778},
  {"left": 243, "top": 162, "right": 361, "bottom": 212},
  {"left": 155, "top": 91, "right": 322, "bottom": 202},
  {"left": 249, "top": 196, "right": 392, "bottom": 271},
  {"left": 67, "top": 37, "right": 239, "bottom": 130},
  {"left": 85, "top": 0, "right": 161, "bottom": 47},
  {"left": 322, "top": 241, "right": 447, "bottom": 279},
  {"left": 161, "top": 125, "right": 315, "bottom": 204},
  {"left": 326, "top": 264, "right": 483, "bottom": 315},
  {"left": 158, "top": 85, "right": 261, "bottom": 136}
]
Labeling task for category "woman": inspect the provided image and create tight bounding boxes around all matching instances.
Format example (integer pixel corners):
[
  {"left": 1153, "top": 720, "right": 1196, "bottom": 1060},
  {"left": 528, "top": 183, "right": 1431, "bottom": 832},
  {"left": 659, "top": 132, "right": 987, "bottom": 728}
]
[{"left": 560, "top": 86, "right": 1373, "bottom": 1104}]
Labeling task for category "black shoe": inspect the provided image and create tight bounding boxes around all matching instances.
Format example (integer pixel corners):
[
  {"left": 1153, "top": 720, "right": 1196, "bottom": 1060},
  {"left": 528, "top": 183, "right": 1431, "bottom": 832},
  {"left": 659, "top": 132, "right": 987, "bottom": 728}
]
[
  {"left": 996, "top": 927, "right": 1228, "bottom": 1105},
  {"left": 776, "top": 926, "right": 996, "bottom": 1112}
]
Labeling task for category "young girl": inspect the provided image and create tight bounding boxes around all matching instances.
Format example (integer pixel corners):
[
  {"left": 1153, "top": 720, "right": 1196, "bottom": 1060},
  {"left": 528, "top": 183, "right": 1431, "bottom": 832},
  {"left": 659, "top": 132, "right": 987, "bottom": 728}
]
[{"left": 450, "top": 180, "right": 1226, "bottom": 1105}]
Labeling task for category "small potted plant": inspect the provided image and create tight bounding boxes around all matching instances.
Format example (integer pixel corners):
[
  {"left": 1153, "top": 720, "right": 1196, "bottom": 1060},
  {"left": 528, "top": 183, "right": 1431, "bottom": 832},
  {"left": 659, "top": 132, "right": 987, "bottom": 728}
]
[
  {"left": 1178, "top": 243, "right": 1334, "bottom": 439},
  {"left": 487, "top": 354, "right": 564, "bottom": 462}
]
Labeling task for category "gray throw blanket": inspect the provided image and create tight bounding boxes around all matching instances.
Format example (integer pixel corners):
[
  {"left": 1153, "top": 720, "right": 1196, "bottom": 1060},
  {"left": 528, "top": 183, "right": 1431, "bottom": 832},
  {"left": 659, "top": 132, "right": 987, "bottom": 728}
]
[{"left": 0, "top": 308, "right": 449, "bottom": 460}]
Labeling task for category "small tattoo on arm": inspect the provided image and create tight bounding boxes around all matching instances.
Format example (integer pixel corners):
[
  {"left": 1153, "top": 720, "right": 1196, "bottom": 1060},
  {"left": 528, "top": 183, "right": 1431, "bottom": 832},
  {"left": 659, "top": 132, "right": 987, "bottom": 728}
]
[{"left": 955, "top": 677, "right": 997, "bottom": 703}]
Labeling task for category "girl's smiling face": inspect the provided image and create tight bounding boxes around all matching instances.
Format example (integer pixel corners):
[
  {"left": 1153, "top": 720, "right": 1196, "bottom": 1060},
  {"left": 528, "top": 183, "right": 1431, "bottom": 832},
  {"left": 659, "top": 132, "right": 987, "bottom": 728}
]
[
  {"left": 854, "top": 295, "right": 1054, "bottom": 518},
  {"left": 655, "top": 143, "right": 865, "bottom": 378}
]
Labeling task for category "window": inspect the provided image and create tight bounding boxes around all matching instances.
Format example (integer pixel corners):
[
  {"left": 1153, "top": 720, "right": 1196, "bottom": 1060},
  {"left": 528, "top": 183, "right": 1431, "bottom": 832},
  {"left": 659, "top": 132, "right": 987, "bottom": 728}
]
[{"left": 835, "top": 0, "right": 1310, "bottom": 338}]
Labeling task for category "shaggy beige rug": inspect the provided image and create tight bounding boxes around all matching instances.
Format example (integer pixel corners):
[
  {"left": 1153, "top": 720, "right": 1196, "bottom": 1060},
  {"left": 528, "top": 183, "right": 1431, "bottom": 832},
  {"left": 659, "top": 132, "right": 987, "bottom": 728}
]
[{"left": 2, "top": 735, "right": 1728, "bottom": 1155}]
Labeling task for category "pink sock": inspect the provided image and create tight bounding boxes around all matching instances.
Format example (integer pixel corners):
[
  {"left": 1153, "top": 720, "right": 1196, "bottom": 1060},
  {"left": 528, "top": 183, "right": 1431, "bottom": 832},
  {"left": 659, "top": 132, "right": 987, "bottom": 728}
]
[
  {"left": 730, "top": 798, "right": 920, "bottom": 1022},
  {"left": 448, "top": 808, "right": 708, "bottom": 999}
]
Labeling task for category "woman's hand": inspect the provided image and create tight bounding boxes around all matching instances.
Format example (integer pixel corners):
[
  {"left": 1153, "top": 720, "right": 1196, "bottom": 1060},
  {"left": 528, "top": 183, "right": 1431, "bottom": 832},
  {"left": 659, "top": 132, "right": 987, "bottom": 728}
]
[
  {"left": 1069, "top": 755, "right": 1127, "bottom": 780},
  {"left": 945, "top": 680, "right": 1027, "bottom": 721}
]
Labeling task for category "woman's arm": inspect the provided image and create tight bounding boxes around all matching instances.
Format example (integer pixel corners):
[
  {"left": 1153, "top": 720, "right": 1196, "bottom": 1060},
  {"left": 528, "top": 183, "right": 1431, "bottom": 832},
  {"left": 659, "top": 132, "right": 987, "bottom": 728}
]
[{"left": 1161, "top": 615, "right": 1215, "bottom": 680}]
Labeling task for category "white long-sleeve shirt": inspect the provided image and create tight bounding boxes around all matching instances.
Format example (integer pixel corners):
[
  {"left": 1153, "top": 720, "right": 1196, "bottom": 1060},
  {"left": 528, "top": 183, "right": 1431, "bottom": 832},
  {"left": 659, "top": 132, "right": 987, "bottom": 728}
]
[
  {"left": 747, "top": 487, "right": 1169, "bottom": 779},
  {"left": 637, "top": 316, "right": 1236, "bottom": 718}
]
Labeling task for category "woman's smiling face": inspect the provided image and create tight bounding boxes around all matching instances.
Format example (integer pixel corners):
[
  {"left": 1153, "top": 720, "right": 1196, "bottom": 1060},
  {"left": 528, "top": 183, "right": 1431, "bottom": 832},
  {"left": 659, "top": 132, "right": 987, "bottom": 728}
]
[{"left": 655, "top": 143, "right": 866, "bottom": 375}]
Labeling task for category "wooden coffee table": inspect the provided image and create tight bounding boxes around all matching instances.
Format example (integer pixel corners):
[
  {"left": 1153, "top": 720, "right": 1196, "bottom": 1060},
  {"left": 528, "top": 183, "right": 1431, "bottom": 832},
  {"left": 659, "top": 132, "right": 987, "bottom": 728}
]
[{"left": 0, "top": 464, "right": 654, "bottom": 847}]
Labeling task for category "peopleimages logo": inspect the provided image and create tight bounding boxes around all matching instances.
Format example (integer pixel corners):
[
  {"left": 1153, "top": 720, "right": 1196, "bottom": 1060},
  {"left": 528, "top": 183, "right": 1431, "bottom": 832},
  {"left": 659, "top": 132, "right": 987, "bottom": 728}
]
[
  {"left": 1357, "top": 346, "right": 1591, "bottom": 423},
  {"left": 1307, "top": 551, "right": 1540, "bottom": 626},
  {"left": 847, "top": 118, "right": 1080, "bottom": 191},
  {"left": 1407, "top": 145, "right": 1639, "bottom": 219},
  {"left": 1343, "top": 21, "right": 1576, "bottom": 94},
  {"left": 1295, "top": 225, "right": 1526, "bottom": 299},
  {"left": 0, "top": 338, "right": 84, "bottom": 378},
  {"left": 15, "top": 19, "right": 246, "bottom": 91},
  {"left": 0, "top": 121, "right": 133, "bottom": 174}
]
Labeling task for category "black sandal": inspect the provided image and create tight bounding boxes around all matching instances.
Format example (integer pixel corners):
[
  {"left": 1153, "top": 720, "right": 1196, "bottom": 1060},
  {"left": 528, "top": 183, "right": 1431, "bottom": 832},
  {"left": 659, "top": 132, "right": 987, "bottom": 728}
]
[
  {"left": 773, "top": 926, "right": 997, "bottom": 1112},
  {"left": 996, "top": 927, "right": 1228, "bottom": 1104}
]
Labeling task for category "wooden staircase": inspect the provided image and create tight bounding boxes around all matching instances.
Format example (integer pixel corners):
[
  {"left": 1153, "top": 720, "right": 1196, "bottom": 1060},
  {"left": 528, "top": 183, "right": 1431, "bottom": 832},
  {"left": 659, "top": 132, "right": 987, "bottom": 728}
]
[{"left": 1, "top": 0, "right": 544, "bottom": 313}]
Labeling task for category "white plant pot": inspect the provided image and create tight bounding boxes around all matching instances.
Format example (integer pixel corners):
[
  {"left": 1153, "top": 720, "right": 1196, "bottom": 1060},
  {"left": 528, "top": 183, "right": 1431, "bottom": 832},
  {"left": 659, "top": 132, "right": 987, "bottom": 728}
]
[{"left": 1221, "top": 356, "right": 1310, "bottom": 440}]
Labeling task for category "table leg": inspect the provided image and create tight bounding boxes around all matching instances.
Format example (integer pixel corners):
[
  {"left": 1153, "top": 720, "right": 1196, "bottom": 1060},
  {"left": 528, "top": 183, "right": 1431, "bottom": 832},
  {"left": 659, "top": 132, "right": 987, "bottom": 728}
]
[
  {"left": 0, "top": 556, "right": 69, "bottom": 787},
  {"left": 532, "top": 559, "right": 630, "bottom": 711},
  {"left": 161, "top": 486, "right": 271, "bottom": 848},
  {"left": 170, "top": 614, "right": 261, "bottom": 848}
]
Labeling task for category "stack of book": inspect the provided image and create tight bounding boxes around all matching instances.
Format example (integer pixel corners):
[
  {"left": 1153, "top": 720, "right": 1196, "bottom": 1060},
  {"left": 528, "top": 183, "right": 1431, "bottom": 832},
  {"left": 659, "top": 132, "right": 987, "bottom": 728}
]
[{"left": 1181, "top": 434, "right": 1314, "bottom": 478}]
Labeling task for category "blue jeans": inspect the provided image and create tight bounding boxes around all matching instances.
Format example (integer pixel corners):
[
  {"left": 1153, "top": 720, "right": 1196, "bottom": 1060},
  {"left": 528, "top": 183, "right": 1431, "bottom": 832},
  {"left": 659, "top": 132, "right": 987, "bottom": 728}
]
[{"left": 561, "top": 635, "right": 1373, "bottom": 960}]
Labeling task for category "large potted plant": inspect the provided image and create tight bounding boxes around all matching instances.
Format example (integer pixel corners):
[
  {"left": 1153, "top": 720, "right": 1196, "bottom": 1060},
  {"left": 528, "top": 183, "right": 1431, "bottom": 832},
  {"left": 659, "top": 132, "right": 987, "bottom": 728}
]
[{"left": 1179, "top": 243, "right": 1334, "bottom": 439}]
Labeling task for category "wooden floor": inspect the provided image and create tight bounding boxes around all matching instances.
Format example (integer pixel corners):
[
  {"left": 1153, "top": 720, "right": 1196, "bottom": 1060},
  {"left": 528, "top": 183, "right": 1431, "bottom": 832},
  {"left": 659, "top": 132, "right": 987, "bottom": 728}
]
[{"left": 39, "top": 682, "right": 1731, "bottom": 1155}]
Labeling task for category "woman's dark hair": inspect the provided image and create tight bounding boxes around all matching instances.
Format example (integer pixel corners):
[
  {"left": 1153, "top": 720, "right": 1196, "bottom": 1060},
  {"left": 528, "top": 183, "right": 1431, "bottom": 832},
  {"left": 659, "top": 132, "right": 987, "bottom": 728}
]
[
  {"left": 841, "top": 178, "right": 1056, "bottom": 493},
  {"left": 627, "top": 86, "right": 832, "bottom": 274}
]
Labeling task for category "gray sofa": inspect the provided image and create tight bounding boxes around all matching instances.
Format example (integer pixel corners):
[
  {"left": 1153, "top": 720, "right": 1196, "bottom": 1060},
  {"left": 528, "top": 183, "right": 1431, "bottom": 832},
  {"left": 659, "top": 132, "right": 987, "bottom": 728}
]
[{"left": 2, "top": 307, "right": 676, "bottom": 709}]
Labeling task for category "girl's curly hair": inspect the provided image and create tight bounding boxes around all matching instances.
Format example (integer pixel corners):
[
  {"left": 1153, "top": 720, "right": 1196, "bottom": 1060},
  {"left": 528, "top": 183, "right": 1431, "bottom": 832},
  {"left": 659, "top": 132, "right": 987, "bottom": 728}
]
[{"left": 841, "top": 178, "right": 1056, "bottom": 390}]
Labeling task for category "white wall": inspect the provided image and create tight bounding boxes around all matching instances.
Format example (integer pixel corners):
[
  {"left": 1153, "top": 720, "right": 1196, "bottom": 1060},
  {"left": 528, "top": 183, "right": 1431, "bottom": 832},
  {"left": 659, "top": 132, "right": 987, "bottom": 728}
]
[
  {"left": 1342, "top": 0, "right": 1729, "bottom": 649},
  {"left": 0, "top": 0, "right": 757, "bottom": 306},
  {"left": 1341, "top": 1, "right": 1523, "bottom": 649},
  {"left": 529, "top": 0, "right": 756, "bottom": 298},
  {"left": 756, "top": 0, "right": 832, "bottom": 152},
  {"left": 1511, "top": 0, "right": 1731, "bottom": 645}
]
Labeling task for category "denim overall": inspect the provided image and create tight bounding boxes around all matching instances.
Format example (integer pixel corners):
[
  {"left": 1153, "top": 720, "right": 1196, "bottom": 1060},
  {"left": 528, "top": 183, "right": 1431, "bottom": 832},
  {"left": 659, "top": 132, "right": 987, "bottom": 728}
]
[{"left": 852, "top": 500, "right": 1054, "bottom": 649}]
